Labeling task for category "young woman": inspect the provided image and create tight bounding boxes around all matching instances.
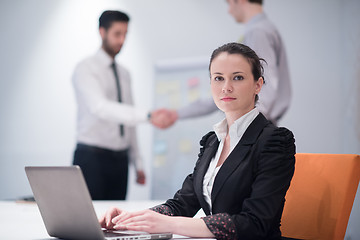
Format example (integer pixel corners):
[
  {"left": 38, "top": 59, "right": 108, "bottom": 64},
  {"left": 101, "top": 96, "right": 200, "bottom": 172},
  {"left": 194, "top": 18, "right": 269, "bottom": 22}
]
[{"left": 99, "top": 43, "right": 296, "bottom": 240}]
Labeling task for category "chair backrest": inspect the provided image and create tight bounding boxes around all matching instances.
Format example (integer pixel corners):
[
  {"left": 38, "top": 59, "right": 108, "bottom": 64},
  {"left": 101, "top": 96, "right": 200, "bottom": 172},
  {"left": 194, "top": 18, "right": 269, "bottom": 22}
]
[{"left": 280, "top": 153, "right": 360, "bottom": 240}]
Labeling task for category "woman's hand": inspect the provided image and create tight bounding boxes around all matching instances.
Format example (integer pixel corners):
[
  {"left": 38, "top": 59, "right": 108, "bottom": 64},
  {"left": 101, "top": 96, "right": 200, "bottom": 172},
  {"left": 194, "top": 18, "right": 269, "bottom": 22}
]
[
  {"left": 99, "top": 207, "right": 130, "bottom": 230},
  {"left": 112, "top": 209, "right": 174, "bottom": 233},
  {"left": 100, "top": 207, "right": 214, "bottom": 238}
]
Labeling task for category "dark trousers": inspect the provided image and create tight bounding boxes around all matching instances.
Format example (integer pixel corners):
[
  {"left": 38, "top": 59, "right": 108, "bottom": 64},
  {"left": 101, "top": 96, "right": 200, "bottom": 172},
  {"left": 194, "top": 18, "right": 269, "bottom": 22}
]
[{"left": 73, "top": 143, "right": 129, "bottom": 200}]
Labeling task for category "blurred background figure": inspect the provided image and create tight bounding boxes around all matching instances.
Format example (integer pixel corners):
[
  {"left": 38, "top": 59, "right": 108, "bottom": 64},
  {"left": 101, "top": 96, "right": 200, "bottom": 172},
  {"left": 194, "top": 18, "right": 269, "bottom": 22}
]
[
  {"left": 154, "top": 0, "right": 291, "bottom": 128},
  {"left": 72, "top": 10, "right": 150, "bottom": 200}
]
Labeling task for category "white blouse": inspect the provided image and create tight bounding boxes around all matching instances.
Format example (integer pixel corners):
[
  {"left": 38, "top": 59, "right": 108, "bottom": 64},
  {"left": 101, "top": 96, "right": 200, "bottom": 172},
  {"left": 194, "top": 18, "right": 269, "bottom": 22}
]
[{"left": 202, "top": 108, "right": 260, "bottom": 213}]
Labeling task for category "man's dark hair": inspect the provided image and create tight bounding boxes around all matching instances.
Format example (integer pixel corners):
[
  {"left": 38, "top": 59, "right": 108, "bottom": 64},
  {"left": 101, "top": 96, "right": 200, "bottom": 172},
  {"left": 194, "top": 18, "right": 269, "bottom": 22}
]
[{"left": 99, "top": 10, "right": 130, "bottom": 30}]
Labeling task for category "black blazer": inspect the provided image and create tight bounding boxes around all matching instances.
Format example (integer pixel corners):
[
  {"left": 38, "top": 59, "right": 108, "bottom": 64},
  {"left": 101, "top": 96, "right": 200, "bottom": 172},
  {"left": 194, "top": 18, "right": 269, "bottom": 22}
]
[{"left": 161, "top": 113, "right": 295, "bottom": 240}]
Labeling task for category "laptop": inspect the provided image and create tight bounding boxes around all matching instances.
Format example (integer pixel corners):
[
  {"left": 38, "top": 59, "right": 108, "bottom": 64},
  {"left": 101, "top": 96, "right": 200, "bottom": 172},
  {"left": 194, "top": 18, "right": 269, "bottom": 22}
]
[{"left": 25, "top": 166, "right": 172, "bottom": 240}]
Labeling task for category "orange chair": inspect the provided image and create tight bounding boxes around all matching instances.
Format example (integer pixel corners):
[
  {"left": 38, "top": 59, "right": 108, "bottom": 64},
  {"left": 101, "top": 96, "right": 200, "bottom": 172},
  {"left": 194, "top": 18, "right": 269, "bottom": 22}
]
[{"left": 281, "top": 153, "right": 360, "bottom": 240}]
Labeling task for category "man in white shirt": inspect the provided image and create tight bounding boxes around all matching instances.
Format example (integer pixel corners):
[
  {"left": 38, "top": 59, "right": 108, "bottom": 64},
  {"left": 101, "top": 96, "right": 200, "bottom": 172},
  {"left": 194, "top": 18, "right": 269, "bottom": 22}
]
[
  {"left": 72, "top": 10, "right": 151, "bottom": 200},
  {"left": 154, "top": 0, "right": 291, "bottom": 127}
]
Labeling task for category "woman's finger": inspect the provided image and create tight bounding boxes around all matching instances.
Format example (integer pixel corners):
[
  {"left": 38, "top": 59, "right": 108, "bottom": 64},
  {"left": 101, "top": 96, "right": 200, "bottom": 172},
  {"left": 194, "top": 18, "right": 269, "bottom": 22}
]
[
  {"left": 113, "top": 209, "right": 147, "bottom": 224},
  {"left": 112, "top": 210, "right": 132, "bottom": 223},
  {"left": 101, "top": 207, "right": 122, "bottom": 229},
  {"left": 99, "top": 214, "right": 106, "bottom": 228},
  {"left": 119, "top": 213, "right": 147, "bottom": 225},
  {"left": 114, "top": 220, "right": 149, "bottom": 232}
]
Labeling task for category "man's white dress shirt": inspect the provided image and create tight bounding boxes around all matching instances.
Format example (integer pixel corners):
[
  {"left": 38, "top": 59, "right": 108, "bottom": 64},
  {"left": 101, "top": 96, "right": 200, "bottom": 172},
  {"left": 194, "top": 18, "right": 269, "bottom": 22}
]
[{"left": 72, "top": 48, "right": 147, "bottom": 170}]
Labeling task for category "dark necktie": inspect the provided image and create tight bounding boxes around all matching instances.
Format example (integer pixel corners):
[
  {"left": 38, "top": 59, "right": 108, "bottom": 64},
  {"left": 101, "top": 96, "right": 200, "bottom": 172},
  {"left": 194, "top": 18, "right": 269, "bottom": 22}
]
[{"left": 111, "top": 62, "right": 124, "bottom": 136}]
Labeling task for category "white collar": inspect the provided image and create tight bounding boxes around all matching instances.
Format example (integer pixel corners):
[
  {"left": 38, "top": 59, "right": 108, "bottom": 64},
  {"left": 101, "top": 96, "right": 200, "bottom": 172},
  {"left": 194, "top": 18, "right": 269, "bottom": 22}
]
[
  {"left": 213, "top": 108, "right": 259, "bottom": 143},
  {"left": 96, "top": 47, "right": 114, "bottom": 67}
]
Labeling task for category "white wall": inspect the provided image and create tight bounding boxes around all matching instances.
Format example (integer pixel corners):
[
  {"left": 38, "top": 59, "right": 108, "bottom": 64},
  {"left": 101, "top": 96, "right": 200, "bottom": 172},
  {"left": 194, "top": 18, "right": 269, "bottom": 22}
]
[
  {"left": 0, "top": 0, "right": 359, "bottom": 200},
  {"left": 271, "top": 0, "right": 360, "bottom": 155}
]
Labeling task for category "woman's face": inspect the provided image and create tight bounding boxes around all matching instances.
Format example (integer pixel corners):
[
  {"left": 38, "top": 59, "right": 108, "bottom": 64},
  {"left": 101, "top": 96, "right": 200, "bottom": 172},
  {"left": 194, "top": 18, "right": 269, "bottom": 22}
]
[{"left": 210, "top": 52, "right": 263, "bottom": 117}]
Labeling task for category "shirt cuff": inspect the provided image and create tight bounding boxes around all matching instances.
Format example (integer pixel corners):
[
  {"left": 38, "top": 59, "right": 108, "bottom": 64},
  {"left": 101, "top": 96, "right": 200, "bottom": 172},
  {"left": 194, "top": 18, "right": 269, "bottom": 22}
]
[
  {"left": 150, "top": 205, "right": 174, "bottom": 216},
  {"left": 201, "top": 213, "right": 237, "bottom": 240},
  {"left": 134, "top": 158, "right": 143, "bottom": 171}
]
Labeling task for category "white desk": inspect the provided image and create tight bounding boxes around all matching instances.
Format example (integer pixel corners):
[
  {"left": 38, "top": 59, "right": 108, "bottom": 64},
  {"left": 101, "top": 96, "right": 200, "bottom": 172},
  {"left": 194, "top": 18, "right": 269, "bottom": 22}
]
[{"left": 0, "top": 200, "right": 212, "bottom": 240}]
